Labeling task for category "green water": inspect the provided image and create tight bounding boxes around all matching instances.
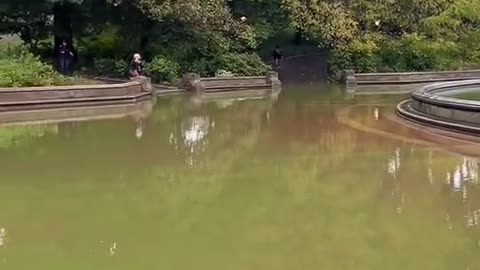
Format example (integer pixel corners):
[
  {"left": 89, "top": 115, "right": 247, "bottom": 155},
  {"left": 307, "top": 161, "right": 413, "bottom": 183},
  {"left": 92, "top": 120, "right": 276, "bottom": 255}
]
[
  {"left": 0, "top": 87, "right": 479, "bottom": 270},
  {"left": 452, "top": 92, "right": 480, "bottom": 101}
]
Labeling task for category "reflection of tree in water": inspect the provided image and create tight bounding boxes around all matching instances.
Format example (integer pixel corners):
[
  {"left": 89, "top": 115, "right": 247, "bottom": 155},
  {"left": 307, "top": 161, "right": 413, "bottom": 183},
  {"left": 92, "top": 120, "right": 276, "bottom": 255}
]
[
  {"left": 168, "top": 115, "right": 212, "bottom": 166},
  {"left": 181, "top": 116, "right": 211, "bottom": 166},
  {"left": 387, "top": 147, "right": 401, "bottom": 177},
  {"left": 384, "top": 148, "right": 480, "bottom": 237},
  {"left": 442, "top": 158, "right": 480, "bottom": 231},
  {"left": 0, "top": 124, "right": 59, "bottom": 149},
  {"left": 445, "top": 158, "right": 478, "bottom": 193},
  {"left": 385, "top": 147, "right": 406, "bottom": 213}
]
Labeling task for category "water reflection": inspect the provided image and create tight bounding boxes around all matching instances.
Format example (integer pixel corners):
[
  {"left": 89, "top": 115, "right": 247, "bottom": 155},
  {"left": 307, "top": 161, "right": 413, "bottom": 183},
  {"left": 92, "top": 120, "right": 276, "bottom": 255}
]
[
  {"left": 446, "top": 158, "right": 479, "bottom": 192},
  {"left": 374, "top": 107, "right": 379, "bottom": 120},
  {"left": 387, "top": 147, "right": 401, "bottom": 178},
  {"left": 135, "top": 120, "right": 144, "bottom": 140},
  {"left": 0, "top": 228, "right": 6, "bottom": 247},
  {"left": 170, "top": 115, "right": 211, "bottom": 166},
  {"left": 0, "top": 124, "right": 59, "bottom": 149},
  {"left": 182, "top": 116, "right": 210, "bottom": 148},
  {"left": 109, "top": 242, "right": 117, "bottom": 256}
]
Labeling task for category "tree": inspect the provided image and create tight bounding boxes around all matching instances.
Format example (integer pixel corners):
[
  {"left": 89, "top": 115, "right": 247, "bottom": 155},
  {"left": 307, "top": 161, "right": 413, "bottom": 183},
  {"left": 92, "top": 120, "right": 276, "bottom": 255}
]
[{"left": 0, "top": 0, "right": 52, "bottom": 49}]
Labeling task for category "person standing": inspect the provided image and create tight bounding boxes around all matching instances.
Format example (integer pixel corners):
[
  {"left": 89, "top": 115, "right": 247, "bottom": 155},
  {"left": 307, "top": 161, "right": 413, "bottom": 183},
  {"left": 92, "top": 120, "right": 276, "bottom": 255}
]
[
  {"left": 58, "top": 41, "right": 74, "bottom": 75},
  {"left": 272, "top": 45, "right": 283, "bottom": 67}
]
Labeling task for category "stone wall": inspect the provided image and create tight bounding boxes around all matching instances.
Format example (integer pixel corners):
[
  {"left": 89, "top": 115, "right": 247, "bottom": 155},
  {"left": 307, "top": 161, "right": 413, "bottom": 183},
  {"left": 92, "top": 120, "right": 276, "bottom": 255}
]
[
  {"left": 0, "top": 81, "right": 149, "bottom": 110},
  {"left": 345, "top": 69, "right": 480, "bottom": 93},
  {"left": 181, "top": 72, "right": 281, "bottom": 94}
]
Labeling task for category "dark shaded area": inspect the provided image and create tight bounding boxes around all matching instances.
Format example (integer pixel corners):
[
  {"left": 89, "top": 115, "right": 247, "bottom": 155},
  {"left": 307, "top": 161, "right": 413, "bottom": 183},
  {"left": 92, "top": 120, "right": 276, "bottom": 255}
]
[{"left": 277, "top": 51, "right": 330, "bottom": 85}]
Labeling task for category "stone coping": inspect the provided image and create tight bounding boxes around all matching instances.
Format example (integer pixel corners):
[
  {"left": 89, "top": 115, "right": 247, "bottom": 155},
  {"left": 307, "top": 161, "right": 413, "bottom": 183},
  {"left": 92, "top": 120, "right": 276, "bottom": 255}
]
[
  {"left": 358, "top": 69, "right": 480, "bottom": 76},
  {"left": 201, "top": 76, "right": 266, "bottom": 81},
  {"left": 0, "top": 81, "right": 141, "bottom": 92},
  {"left": 345, "top": 69, "right": 480, "bottom": 87}
]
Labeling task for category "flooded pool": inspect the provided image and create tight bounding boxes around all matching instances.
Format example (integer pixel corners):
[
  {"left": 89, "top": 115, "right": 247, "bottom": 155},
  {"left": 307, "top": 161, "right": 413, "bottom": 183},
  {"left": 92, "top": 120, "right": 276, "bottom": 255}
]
[{"left": 0, "top": 85, "right": 480, "bottom": 269}]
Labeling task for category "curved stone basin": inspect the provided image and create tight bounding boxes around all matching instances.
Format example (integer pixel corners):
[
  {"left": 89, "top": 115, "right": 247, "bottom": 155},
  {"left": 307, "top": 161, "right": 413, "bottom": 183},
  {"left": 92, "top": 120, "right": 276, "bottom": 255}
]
[{"left": 397, "top": 80, "right": 480, "bottom": 135}]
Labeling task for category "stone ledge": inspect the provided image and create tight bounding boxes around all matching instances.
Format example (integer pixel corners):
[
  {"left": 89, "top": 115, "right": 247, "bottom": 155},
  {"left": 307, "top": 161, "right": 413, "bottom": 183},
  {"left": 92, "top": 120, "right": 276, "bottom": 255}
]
[
  {"left": 181, "top": 71, "right": 281, "bottom": 94},
  {"left": 345, "top": 69, "right": 480, "bottom": 93},
  {"left": 0, "top": 80, "right": 149, "bottom": 111}
]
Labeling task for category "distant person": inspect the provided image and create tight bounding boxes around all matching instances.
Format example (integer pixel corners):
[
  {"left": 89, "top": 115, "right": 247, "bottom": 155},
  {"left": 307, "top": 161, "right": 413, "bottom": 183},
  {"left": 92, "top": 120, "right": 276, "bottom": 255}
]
[
  {"left": 129, "top": 53, "right": 144, "bottom": 78},
  {"left": 58, "top": 41, "right": 74, "bottom": 75},
  {"left": 272, "top": 45, "right": 283, "bottom": 67}
]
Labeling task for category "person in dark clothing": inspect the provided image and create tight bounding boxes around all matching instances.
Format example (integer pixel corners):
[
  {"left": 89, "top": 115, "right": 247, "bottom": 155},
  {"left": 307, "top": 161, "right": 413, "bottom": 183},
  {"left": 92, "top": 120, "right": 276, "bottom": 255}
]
[
  {"left": 58, "top": 41, "right": 74, "bottom": 75},
  {"left": 129, "top": 53, "right": 143, "bottom": 78},
  {"left": 272, "top": 45, "right": 282, "bottom": 67}
]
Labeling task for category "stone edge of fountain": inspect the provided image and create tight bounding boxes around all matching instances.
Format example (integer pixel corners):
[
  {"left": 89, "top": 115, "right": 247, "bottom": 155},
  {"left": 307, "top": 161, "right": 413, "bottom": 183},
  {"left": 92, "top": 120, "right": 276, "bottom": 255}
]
[{"left": 396, "top": 80, "right": 480, "bottom": 136}]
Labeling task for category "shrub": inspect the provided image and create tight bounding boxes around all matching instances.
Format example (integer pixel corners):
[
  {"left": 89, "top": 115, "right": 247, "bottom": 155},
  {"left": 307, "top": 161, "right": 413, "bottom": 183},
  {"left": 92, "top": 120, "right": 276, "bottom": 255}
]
[
  {"left": 329, "top": 35, "right": 380, "bottom": 79},
  {"left": 380, "top": 34, "right": 458, "bottom": 71},
  {"left": 93, "top": 58, "right": 128, "bottom": 77},
  {"left": 216, "top": 53, "right": 270, "bottom": 76},
  {"left": 78, "top": 26, "right": 123, "bottom": 59},
  {"left": 145, "top": 56, "right": 179, "bottom": 83},
  {"left": 329, "top": 33, "right": 461, "bottom": 78},
  {"left": 183, "top": 58, "right": 217, "bottom": 77},
  {"left": 0, "top": 46, "right": 67, "bottom": 87}
]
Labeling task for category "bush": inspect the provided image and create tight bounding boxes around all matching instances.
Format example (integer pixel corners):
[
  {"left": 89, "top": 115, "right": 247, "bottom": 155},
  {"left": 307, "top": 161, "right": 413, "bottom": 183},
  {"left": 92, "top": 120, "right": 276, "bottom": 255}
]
[
  {"left": 380, "top": 34, "right": 457, "bottom": 71},
  {"left": 78, "top": 26, "right": 123, "bottom": 59},
  {"left": 145, "top": 56, "right": 179, "bottom": 83},
  {"left": 216, "top": 53, "right": 270, "bottom": 76},
  {"left": 0, "top": 46, "right": 67, "bottom": 87},
  {"left": 329, "top": 35, "right": 380, "bottom": 79},
  {"left": 93, "top": 58, "right": 128, "bottom": 77},
  {"left": 329, "top": 33, "right": 461, "bottom": 78},
  {"left": 184, "top": 58, "right": 217, "bottom": 77}
]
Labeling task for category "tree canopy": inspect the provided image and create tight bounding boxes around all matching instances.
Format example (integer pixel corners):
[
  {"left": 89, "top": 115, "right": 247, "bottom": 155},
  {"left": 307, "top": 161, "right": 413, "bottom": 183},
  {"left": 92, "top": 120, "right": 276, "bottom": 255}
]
[{"left": 2, "top": 0, "right": 480, "bottom": 79}]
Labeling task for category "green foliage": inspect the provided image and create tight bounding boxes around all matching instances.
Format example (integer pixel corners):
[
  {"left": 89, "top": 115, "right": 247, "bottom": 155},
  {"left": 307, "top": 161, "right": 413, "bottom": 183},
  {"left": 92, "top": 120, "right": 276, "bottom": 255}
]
[
  {"left": 229, "top": 0, "right": 290, "bottom": 43},
  {"left": 286, "top": 0, "right": 480, "bottom": 75},
  {"left": 0, "top": 45, "right": 67, "bottom": 87},
  {"left": 283, "top": 0, "right": 358, "bottom": 48},
  {"left": 144, "top": 56, "right": 179, "bottom": 83},
  {"left": 93, "top": 58, "right": 128, "bottom": 77},
  {"left": 380, "top": 34, "right": 458, "bottom": 71},
  {"left": 1, "top": 0, "right": 271, "bottom": 79},
  {"left": 216, "top": 53, "right": 270, "bottom": 76},
  {"left": 8, "top": 0, "right": 480, "bottom": 78},
  {"left": 136, "top": 0, "right": 257, "bottom": 48},
  {"left": 329, "top": 34, "right": 461, "bottom": 75},
  {"left": 329, "top": 35, "right": 380, "bottom": 78},
  {"left": 78, "top": 27, "right": 122, "bottom": 59},
  {"left": 186, "top": 59, "right": 218, "bottom": 77}
]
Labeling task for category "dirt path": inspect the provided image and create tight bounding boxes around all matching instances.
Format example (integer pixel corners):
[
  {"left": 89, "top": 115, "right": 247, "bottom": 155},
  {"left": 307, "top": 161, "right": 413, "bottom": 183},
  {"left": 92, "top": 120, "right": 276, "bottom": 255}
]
[{"left": 266, "top": 48, "right": 330, "bottom": 85}]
